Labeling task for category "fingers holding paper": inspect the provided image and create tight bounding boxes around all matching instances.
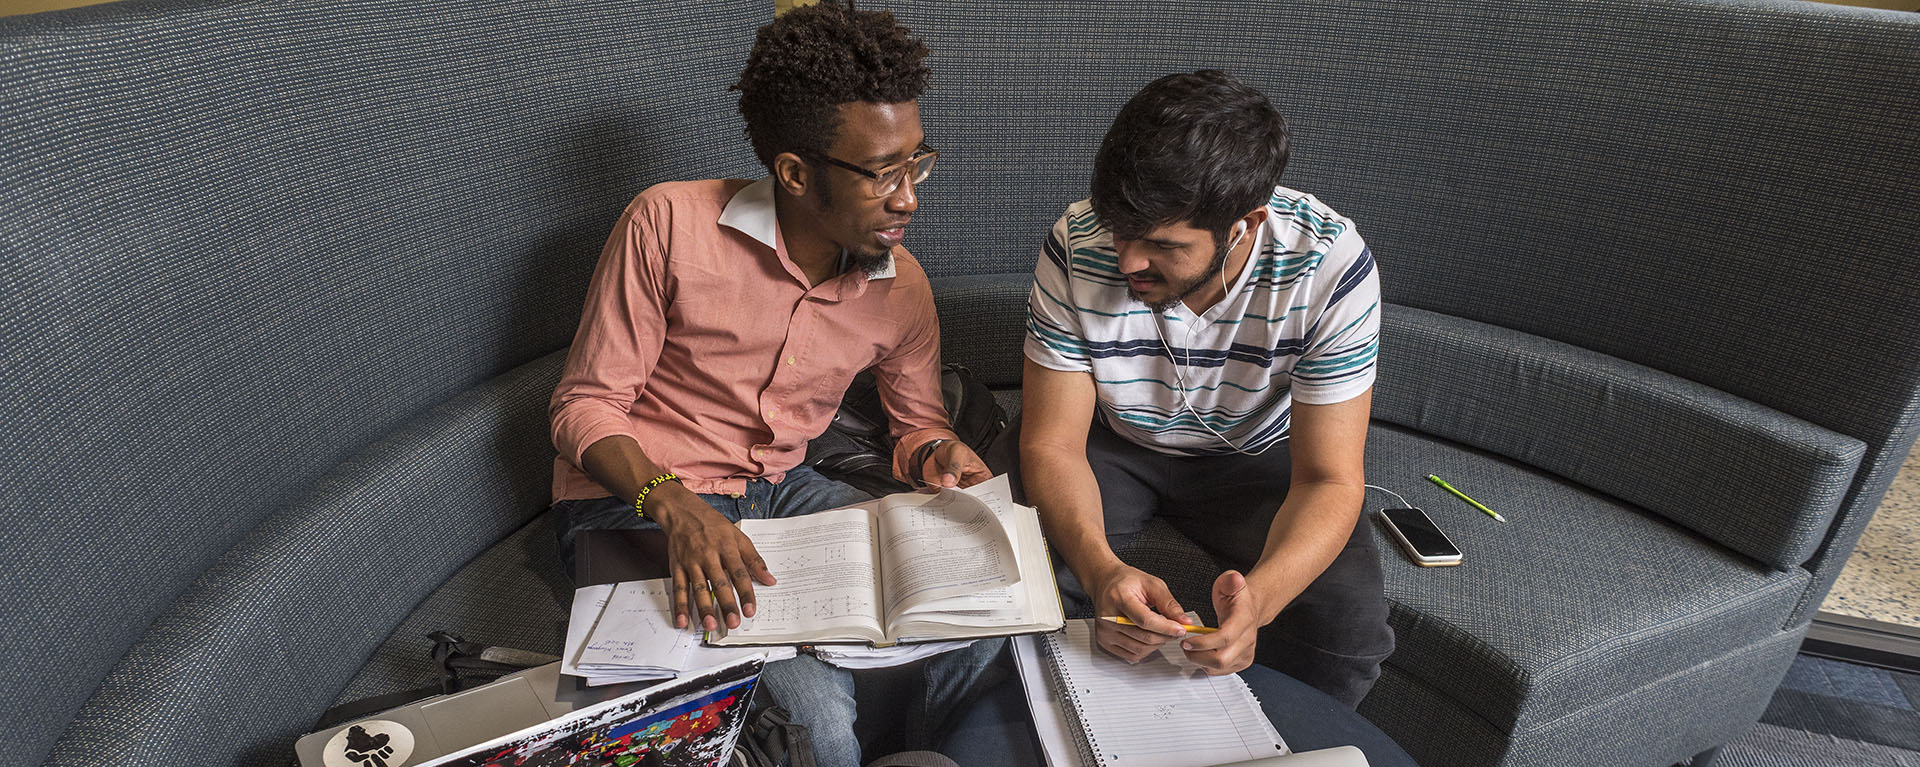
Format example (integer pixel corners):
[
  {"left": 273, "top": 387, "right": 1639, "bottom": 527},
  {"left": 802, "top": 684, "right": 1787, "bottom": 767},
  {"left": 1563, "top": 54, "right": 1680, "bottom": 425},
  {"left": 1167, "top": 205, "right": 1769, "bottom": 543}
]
[
  {"left": 919, "top": 440, "right": 992, "bottom": 490},
  {"left": 1089, "top": 563, "right": 1190, "bottom": 663},
  {"left": 1179, "top": 570, "right": 1261, "bottom": 675}
]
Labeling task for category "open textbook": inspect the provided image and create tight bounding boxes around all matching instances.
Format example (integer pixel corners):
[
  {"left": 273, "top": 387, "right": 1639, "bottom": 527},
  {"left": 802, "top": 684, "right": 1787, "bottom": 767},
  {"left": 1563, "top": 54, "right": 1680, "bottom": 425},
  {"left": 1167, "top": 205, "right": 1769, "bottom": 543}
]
[{"left": 707, "top": 474, "right": 1064, "bottom": 647}]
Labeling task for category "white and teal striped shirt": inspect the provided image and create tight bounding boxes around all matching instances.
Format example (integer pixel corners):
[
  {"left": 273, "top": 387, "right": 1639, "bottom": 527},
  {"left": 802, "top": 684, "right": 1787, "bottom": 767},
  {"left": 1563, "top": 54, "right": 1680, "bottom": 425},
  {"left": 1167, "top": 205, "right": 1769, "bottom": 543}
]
[{"left": 1023, "top": 187, "right": 1380, "bottom": 456}]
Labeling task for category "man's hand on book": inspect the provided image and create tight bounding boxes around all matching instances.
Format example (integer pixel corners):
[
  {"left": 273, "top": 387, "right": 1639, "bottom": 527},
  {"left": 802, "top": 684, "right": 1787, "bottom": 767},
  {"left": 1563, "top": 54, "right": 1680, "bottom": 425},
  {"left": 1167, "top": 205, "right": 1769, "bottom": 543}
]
[
  {"left": 651, "top": 493, "right": 776, "bottom": 632},
  {"left": 1178, "top": 570, "right": 1260, "bottom": 676},
  {"left": 1088, "top": 563, "right": 1190, "bottom": 663},
  {"left": 917, "top": 440, "right": 992, "bottom": 489}
]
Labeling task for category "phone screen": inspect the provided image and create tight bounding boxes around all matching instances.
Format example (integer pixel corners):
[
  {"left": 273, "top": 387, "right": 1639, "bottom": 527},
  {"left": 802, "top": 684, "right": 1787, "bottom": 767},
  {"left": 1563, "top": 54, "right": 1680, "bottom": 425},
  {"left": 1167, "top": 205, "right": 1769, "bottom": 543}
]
[{"left": 1381, "top": 508, "right": 1460, "bottom": 559}]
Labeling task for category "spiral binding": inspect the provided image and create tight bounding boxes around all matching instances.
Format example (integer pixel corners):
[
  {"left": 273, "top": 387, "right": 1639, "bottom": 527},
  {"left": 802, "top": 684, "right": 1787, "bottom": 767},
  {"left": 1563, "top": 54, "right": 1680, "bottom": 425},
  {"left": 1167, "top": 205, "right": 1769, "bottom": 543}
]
[{"left": 1037, "top": 631, "right": 1109, "bottom": 766}]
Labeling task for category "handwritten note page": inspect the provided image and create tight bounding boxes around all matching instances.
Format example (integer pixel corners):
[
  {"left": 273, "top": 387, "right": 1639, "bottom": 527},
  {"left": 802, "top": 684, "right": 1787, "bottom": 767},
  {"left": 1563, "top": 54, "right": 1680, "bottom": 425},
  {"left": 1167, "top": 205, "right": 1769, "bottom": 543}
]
[
  {"left": 1048, "top": 620, "right": 1286, "bottom": 766},
  {"left": 576, "top": 580, "right": 697, "bottom": 670},
  {"left": 877, "top": 489, "right": 1018, "bottom": 619},
  {"left": 563, "top": 583, "right": 618, "bottom": 678},
  {"left": 729, "top": 506, "right": 884, "bottom": 641},
  {"left": 576, "top": 579, "right": 788, "bottom": 674}
]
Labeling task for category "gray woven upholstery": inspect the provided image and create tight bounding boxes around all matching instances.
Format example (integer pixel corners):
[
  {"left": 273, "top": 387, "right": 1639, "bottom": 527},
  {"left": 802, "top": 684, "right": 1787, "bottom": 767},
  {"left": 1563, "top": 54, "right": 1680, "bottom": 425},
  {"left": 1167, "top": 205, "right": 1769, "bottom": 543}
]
[
  {"left": 930, "top": 274, "right": 1032, "bottom": 389},
  {"left": 1364, "top": 629, "right": 1805, "bottom": 767},
  {"left": 902, "top": 1, "right": 1920, "bottom": 765},
  {"left": 1363, "top": 423, "right": 1809, "bottom": 731},
  {"left": 333, "top": 508, "right": 572, "bottom": 708},
  {"left": 909, "top": 0, "right": 1920, "bottom": 597},
  {"left": 5, "top": 0, "right": 1917, "bottom": 766},
  {"left": 1375, "top": 305, "right": 1866, "bottom": 570},
  {"left": 0, "top": 1, "right": 765, "bottom": 764},
  {"left": 50, "top": 350, "right": 563, "bottom": 765}
]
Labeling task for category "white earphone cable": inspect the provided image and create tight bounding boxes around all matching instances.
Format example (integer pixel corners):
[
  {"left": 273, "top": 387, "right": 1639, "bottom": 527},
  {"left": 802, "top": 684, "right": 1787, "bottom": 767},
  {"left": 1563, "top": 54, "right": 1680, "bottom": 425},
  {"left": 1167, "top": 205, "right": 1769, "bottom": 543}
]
[{"left": 1149, "top": 220, "right": 1407, "bottom": 505}]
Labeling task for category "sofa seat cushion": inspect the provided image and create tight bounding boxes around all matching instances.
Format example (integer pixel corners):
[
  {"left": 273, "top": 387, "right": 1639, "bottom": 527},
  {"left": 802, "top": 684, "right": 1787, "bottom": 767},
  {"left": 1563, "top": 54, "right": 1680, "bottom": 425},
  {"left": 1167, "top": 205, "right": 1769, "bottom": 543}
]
[
  {"left": 333, "top": 509, "right": 573, "bottom": 710},
  {"left": 1365, "top": 423, "right": 1810, "bottom": 733}
]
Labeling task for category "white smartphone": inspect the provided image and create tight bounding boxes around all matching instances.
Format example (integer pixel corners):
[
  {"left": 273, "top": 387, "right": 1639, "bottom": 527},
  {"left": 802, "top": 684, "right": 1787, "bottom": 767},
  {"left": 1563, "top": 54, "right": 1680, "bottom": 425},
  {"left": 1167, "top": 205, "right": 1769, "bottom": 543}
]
[{"left": 1379, "top": 508, "right": 1463, "bottom": 567}]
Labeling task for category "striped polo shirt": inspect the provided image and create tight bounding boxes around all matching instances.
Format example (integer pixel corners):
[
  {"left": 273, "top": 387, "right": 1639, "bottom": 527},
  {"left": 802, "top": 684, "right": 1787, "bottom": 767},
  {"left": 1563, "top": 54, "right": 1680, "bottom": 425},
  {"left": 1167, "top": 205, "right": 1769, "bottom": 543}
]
[{"left": 1023, "top": 187, "right": 1380, "bottom": 456}]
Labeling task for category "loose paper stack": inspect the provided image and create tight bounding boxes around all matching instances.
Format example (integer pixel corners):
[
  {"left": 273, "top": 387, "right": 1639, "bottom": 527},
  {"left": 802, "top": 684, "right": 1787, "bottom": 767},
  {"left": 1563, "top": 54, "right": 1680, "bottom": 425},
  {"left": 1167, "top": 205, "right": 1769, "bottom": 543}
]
[
  {"left": 563, "top": 579, "right": 796, "bottom": 686},
  {"left": 808, "top": 638, "right": 979, "bottom": 669}
]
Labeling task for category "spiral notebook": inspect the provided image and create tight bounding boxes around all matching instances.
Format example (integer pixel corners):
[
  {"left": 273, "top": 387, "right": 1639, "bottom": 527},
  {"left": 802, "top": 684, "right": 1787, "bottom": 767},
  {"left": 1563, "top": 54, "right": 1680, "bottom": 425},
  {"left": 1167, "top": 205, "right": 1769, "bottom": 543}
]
[{"left": 1014, "top": 619, "right": 1288, "bottom": 767}]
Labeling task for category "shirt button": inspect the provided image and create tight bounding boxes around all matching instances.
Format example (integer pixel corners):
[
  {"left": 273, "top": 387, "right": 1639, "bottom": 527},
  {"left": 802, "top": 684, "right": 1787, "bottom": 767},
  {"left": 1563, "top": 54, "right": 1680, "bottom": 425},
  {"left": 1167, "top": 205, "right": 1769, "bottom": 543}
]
[{"left": 787, "top": 356, "right": 796, "bottom": 366}]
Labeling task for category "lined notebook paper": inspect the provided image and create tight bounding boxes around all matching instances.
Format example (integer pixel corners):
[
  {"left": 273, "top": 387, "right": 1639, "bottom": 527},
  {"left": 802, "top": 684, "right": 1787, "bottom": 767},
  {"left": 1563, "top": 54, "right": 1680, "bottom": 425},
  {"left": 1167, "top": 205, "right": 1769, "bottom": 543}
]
[{"left": 1023, "top": 619, "right": 1287, "bottom": 767}]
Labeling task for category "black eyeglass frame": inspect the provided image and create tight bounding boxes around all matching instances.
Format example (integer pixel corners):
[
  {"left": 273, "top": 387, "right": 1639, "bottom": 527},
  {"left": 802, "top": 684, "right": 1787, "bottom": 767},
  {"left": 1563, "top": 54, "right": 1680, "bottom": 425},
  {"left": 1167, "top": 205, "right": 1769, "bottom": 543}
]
[{"left": 799, "top": 143, "right": 938, "bottom": 198}]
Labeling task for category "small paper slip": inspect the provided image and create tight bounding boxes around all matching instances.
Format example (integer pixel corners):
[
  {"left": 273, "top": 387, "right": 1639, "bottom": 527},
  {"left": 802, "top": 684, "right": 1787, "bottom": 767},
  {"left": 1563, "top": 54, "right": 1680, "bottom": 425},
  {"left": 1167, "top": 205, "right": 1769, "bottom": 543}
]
[
  {"left": 1015, "top": 619, "right": 1287, "bottom": 767},
  {"left": 565, "top": 580, "right": 793, "bottom": 686},
  {"left": 809, "top": 638, "right": 979, "bottom": 669}
]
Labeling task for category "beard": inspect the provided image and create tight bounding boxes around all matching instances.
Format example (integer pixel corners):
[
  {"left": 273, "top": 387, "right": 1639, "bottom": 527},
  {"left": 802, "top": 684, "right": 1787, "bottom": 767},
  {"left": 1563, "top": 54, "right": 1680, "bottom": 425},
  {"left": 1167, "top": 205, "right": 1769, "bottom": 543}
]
[
  {"left": 1133, "top": 237, "right": 1230, "bottom": 312},
  {"left": 847, "top": 247, "right": 894, "bottom": 277},
  {"left": 815, "top": 173, "right": 895, "bottom": 277}
]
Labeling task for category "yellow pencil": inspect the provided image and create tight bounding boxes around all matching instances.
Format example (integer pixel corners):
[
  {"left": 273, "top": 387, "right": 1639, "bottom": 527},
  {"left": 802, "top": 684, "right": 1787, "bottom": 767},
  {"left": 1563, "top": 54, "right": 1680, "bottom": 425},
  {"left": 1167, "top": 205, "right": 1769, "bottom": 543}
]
[{"left": 1099, "top": 615, "right": 1220, "bottom": 634}]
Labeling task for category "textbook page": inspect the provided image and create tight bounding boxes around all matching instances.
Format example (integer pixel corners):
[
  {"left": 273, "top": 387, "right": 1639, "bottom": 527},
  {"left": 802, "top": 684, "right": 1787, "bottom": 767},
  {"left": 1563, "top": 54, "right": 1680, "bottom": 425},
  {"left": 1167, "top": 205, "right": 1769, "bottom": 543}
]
[
  {"left": 895, "top": 482, "right": 1027, "bottom": 621},
  {"left": 892, "top": 475, "right": 1065, "bottom": 639},
  {"left": 875, "top": 487, "right": 1018, "bottom": 622},
  {"left": 712, "top": 506, "right": 886, "bottom": 645}
]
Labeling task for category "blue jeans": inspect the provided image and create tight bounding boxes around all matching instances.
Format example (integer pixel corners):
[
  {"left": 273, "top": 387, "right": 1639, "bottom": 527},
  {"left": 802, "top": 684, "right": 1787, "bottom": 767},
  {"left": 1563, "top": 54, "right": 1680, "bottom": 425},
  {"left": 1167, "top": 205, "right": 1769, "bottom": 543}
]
[{"left": 553, "top": 466, "right": 1011, "bottom": 767}]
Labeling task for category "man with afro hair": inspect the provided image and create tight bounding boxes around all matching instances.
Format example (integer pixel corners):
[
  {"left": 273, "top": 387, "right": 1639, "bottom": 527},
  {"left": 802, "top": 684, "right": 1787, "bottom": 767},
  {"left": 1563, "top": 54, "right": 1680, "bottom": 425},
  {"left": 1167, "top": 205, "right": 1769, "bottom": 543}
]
[{"left": 547, "top": 3, "right": 1003, "bottom": 764}]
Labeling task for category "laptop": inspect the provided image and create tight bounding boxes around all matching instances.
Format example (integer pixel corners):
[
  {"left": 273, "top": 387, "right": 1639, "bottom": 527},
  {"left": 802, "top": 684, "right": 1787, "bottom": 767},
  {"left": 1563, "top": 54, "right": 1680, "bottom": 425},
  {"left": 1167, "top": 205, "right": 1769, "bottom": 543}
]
[{"left": 296, "top": 656, "right": 762, "bottom": 767}]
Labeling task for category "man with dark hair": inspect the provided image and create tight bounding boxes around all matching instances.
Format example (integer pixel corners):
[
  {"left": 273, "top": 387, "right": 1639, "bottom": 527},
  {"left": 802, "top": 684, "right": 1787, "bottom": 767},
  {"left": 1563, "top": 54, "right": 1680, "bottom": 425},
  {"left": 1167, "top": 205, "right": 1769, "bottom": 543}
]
[
  {"left": 547, "top": 4, "right": 998, "bottom": 763},
  {"left": 1017, "top": 70, "right": 1393, "bottom": 707}
]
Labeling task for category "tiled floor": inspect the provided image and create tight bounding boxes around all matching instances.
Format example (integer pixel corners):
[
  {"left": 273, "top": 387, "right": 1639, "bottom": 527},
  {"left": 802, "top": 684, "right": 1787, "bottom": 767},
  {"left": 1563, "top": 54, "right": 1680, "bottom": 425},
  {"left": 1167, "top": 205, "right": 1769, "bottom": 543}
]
[
  {"left": 1716, "top": 655, "right": 1920, "bottom": 766},
  {"left": 1824, "top": 446, "right": 1920, "bottom": 628}
]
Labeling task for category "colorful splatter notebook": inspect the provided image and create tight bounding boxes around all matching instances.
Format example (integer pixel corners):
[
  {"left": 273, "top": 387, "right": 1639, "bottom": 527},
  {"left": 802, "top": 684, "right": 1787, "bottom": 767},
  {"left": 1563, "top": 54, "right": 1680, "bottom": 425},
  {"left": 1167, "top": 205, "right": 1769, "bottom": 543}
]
[
  {"left": 299, "top": 657, "right": 761, "bottom": 767},
  {"left": 421, "top": 657, "right": 760, "bottom": 767}
]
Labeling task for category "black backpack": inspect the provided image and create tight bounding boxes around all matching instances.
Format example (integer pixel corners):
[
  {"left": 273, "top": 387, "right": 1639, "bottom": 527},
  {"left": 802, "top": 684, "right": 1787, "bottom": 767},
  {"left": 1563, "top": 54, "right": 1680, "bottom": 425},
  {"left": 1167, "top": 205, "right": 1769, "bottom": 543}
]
[{"left": 803, "top": 363, "right": 1007, "bottom": 497}]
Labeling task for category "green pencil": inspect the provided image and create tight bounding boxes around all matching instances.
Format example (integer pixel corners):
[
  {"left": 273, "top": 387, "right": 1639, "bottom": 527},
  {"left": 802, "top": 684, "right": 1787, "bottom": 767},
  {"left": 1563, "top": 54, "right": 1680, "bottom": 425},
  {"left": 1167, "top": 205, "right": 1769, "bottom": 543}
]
[{"left": 1428, "top": 474, "right": 1506, "bottom": 522}]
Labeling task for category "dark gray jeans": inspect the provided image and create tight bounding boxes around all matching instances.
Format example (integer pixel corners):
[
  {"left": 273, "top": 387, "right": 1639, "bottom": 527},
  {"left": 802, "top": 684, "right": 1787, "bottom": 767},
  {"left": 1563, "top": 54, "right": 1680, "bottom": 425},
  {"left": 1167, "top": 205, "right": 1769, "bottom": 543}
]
[{"left": 1006, "top": 419, "right": 1395, "bottom": 709}]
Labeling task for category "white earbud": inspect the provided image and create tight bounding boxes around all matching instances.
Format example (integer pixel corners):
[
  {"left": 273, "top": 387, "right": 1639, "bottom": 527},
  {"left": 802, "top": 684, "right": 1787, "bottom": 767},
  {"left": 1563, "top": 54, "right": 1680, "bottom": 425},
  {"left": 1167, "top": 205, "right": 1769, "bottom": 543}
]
[
  {"left": 1152, "top": 216, "right": 1287, "bottom": 458},
  {"left": 1220, "top": 221, "right": 1250, "bottom": 296}
]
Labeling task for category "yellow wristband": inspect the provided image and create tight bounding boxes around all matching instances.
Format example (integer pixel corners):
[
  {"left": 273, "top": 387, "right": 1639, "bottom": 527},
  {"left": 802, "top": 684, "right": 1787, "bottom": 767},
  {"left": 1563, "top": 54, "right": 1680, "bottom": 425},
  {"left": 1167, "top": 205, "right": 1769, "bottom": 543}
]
[{"left": 634, "top": 473, "right": 678, "bottom": 520}]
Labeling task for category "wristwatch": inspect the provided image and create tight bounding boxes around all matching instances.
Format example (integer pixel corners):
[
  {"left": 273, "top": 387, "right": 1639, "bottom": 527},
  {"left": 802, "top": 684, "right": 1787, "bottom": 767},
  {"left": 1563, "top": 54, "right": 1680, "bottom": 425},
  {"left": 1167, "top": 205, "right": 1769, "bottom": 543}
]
[{"left": 911, "top": 438, "right": 954, "bottom": 487}]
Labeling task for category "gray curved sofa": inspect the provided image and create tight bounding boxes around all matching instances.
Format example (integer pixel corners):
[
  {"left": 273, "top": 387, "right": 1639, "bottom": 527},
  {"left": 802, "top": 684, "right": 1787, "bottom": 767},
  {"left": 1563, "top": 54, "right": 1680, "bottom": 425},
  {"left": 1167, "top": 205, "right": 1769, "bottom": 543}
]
[{"left": 3, "top": 1, "right": 1916, "bottom": 767}]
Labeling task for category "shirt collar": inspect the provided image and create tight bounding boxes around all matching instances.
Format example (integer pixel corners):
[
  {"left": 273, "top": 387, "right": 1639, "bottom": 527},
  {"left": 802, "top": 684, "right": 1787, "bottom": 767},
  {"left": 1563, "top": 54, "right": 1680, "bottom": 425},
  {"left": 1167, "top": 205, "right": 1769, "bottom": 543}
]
[
  {"left": 718, "top": 177, "right": 780, "bottom": 250},
  {"left": 718, "top": 178, "right": 897, "bottom": 281}
]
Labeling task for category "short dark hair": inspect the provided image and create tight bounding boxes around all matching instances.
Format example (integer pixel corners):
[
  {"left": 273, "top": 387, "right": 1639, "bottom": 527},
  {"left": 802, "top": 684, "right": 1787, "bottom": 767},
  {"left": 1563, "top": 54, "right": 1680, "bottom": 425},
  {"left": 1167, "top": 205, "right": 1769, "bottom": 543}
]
[
  {"left": 1090, "top": 70, "right": 1291, "bottom": 241},
  {"left": 732, "top": 2, "right": 931, "bottom": 170}
]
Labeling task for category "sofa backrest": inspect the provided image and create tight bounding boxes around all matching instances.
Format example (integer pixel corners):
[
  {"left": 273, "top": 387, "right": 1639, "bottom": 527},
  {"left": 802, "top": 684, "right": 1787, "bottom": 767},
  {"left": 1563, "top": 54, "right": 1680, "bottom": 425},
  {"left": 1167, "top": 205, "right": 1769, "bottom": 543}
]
[
  {"left": 906, "top": 0, "right": 1920, "bottom": 594},
  {"left": 0, "top": 1, "right": 766, "bottom": 763}
]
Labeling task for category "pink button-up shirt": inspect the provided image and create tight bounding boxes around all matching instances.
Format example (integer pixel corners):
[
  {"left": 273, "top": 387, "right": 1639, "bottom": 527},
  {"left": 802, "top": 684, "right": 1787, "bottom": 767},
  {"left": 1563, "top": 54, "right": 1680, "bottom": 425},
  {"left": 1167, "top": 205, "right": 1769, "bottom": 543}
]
[{"left": 550, "top": 178, "right": 956, "bottom": 500}]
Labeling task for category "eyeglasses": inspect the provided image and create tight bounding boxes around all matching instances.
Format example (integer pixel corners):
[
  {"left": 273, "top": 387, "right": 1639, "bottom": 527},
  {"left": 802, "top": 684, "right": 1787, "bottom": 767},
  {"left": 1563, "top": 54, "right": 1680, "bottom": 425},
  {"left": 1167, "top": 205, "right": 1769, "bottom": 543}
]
[{"left": 802, "top": 143, "right": 938, "bottom": 198}]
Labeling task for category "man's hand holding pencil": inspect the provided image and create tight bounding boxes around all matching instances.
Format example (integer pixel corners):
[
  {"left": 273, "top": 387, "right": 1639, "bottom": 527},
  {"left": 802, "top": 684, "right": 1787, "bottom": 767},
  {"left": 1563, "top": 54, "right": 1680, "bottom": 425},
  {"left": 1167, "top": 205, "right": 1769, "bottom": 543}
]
[
  {"left": 1173, "top": 570, "right": 1261, "bottom": 676},
  {"left": 1090, "top": 564, "right": 1263, "bottom": 675},
  {"left": 1086, "top": 561, "right": 1197, "bottom": 664}
]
